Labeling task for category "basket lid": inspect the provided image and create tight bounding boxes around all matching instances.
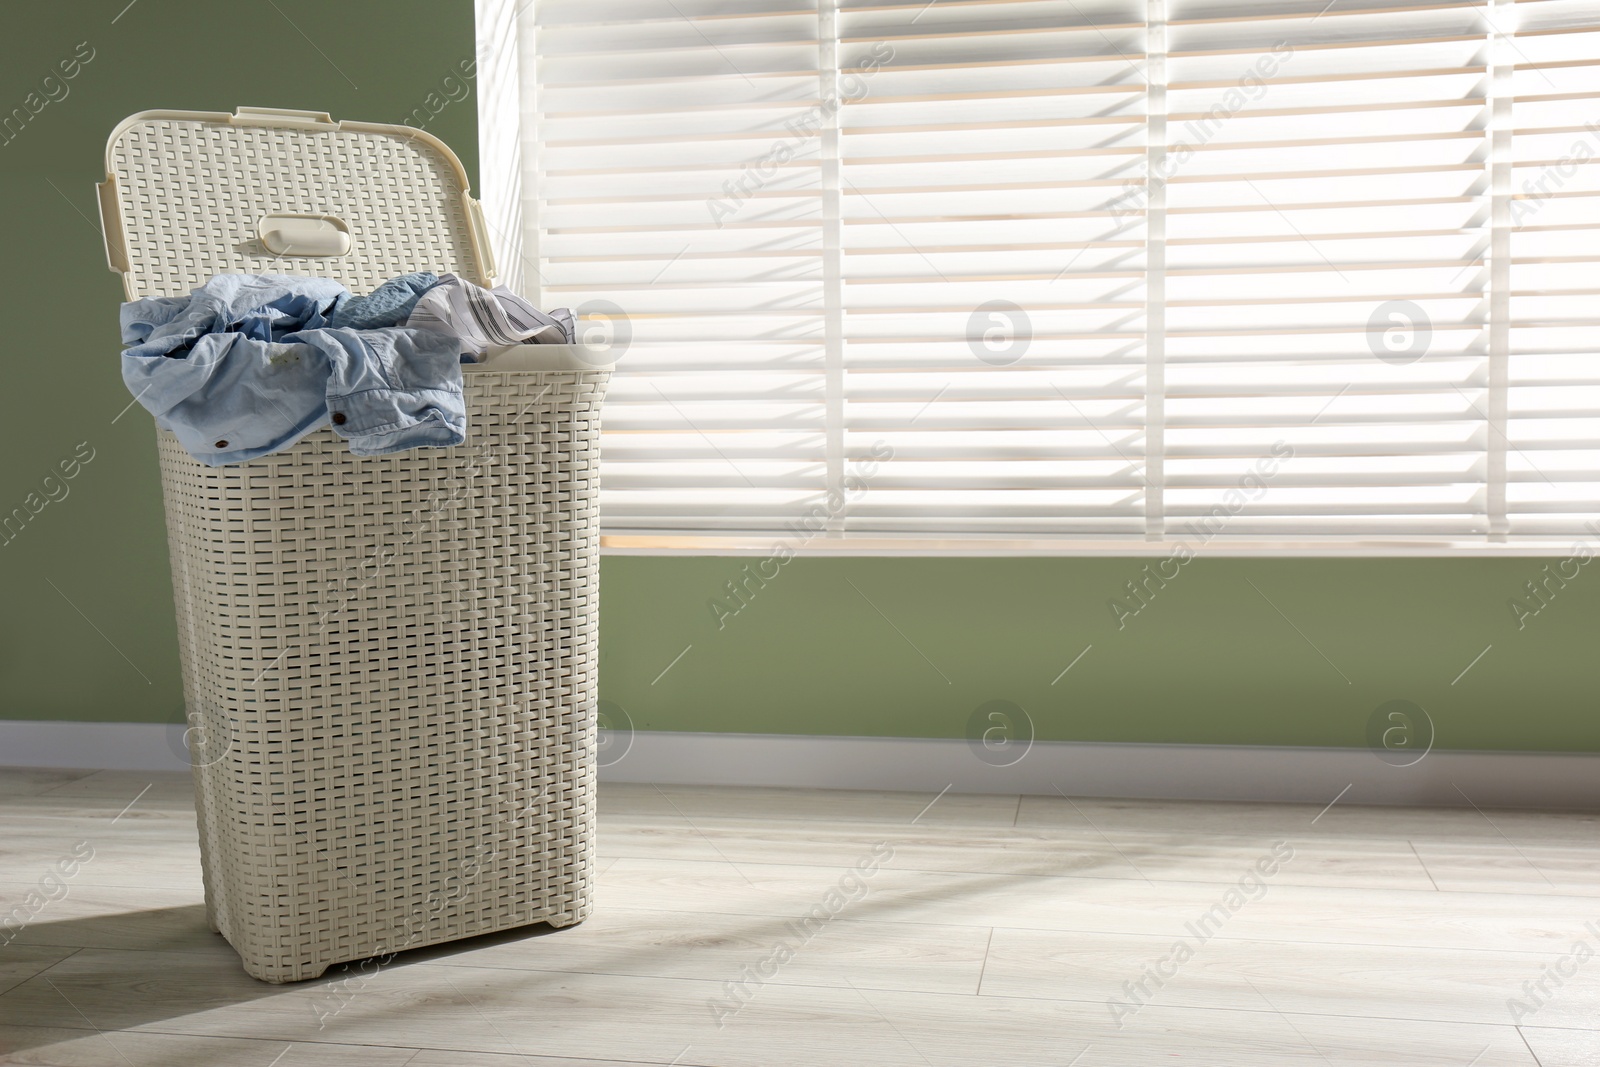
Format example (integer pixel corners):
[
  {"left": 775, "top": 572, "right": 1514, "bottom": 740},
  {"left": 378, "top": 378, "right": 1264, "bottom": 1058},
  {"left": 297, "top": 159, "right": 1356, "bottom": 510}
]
[{"left": 98, "top": 106, "right": 497, "bottom": 301}]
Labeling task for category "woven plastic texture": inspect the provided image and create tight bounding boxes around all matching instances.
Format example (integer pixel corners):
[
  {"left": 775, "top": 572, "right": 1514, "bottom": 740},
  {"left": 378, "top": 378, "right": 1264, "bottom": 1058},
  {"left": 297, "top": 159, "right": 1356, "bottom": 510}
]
[
  {"left": 109, "top": 113, "right": 603, "bottom": 982},
  {"left": 110, "top": 115, "right": 479, "bottom": 299}
]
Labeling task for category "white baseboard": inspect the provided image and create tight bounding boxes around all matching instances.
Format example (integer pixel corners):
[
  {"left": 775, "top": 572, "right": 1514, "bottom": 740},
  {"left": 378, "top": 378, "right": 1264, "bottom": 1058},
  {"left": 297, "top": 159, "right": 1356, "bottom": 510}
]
[
  {"left": 3, "top": 721, "right": 1596, "bottom": 809},
  {"left": 601, "top": 732, "right": 1600, "bottom": 810},
  {"left": 0, "top": 721, "right": 190, "bottom": 773}
]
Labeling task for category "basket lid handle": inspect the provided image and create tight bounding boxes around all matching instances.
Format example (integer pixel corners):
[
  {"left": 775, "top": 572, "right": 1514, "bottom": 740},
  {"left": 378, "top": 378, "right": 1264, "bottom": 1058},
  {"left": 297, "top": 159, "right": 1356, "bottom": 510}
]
[{"left": 230, "top": 106, "right": 336, "bottom": 130}]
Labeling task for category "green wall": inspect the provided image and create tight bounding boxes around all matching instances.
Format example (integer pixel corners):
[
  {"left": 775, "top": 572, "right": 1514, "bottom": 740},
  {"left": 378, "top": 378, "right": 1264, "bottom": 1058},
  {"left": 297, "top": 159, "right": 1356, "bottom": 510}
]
[
  {"left": 601, "top": 555, "right": 1600, "bottom": 752},
  {"left": 2, "top": 2, "right": 1595, "bottom": 753}
]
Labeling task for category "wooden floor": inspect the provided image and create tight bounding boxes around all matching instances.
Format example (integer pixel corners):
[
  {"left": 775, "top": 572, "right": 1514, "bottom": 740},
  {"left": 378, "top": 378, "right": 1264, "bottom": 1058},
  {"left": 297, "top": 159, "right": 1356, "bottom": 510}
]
[{"left": 0, "top": 768, "right": 1596, "bottom": 1066}]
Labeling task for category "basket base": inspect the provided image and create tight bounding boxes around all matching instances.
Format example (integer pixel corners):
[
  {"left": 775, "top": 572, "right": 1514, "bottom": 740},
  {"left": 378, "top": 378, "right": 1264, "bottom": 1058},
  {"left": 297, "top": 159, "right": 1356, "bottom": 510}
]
[{"left": 228, "top": 902, "right": 592, "bottom": 984}]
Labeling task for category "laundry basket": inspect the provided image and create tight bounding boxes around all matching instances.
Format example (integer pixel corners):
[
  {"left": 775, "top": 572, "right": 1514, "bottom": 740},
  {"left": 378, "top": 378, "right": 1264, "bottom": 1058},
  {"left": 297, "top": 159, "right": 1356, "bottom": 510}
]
[{"left": 98, "top": 107, "right": 607, "bottom": 983}]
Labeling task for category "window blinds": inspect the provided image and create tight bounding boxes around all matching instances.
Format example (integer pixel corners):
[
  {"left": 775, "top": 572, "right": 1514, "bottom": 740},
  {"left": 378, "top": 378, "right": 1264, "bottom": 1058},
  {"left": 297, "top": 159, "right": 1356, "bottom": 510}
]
[{"left": 489, "top": 0, "right": 1600, "bottom": 544}]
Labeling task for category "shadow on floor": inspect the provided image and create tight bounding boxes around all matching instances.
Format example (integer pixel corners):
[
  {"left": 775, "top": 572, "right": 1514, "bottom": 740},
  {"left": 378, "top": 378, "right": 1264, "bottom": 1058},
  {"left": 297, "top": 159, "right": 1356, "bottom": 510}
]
[{"left": 0, "top": 904, "right": 569, "bottom": 1056}]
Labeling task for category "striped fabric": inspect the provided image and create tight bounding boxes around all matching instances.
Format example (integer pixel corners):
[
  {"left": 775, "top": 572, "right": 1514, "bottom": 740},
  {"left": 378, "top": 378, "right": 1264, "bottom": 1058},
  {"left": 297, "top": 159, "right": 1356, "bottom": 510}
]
[{"left": 408, "top": 273, "right": 575, "bottom": 361}]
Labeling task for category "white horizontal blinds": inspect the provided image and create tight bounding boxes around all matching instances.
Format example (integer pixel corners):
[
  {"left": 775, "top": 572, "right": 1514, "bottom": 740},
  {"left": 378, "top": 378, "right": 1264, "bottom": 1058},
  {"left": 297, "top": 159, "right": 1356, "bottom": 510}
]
[
  {"left": 835, "top": 0, "right": 1154, "bottom": 534},
  {"left": 1505, "top": 0, "right": 1600, "bottom": 534},
  {"left": 516, "top": 0, "right": 1600, "bottom": 541},
  {"left": 1161, "top": 0, "right": 1502, "bottom": 537},
  {"left": 532, "top": 0, "right": 832, "bottom": 531}
]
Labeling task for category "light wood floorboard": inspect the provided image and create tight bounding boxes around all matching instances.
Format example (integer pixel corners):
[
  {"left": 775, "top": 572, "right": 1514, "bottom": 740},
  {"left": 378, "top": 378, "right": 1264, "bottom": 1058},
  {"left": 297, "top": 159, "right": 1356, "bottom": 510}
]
[
  {"left": 1523, "top": 1026, "right": 1600, "bottom": 1067},
  {"left": 1016, "top": 794, "right": 1600, "bottom": 845},
  {"left": 600, "top": 856, "right": 1600, "bottom": 953},
  {"left": 599, "top": 816, "right": 1440, "bottom": 890},
  {"left": 0, "top": 769, "right": 1592, "bottom": 1066},
  {"left": 0, "top": 769, "right": 98, "bottom": 798}
]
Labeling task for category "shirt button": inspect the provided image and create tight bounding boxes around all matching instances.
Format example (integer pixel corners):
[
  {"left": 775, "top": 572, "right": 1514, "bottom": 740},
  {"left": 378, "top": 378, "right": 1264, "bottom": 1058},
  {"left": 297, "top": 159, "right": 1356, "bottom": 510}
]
[
  {"left": 215, "top": 440, "right": 228, "bottom": 448},
  {"left": 331, "top": 412, "right": 347, "bottom": 425}
]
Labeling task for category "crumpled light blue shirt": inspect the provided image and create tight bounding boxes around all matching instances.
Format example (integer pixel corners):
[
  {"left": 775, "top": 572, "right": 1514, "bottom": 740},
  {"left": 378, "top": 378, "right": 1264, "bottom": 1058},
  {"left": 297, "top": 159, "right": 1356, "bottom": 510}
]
[{"left": 121, "top": 274, "right": 465, "bottom": 466}]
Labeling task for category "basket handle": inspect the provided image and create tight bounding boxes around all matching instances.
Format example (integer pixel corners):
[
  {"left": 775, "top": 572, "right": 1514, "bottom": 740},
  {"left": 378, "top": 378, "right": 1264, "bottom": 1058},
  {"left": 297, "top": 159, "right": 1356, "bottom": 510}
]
[
  {"left": 230, "top": 106, "right": 337, "bottom": 130},
  {"left": 97, "top": 176, "right": 129, "bottom": 274},
  {"left": 466, "top": 196, "right": 498, "bottom": 286}
]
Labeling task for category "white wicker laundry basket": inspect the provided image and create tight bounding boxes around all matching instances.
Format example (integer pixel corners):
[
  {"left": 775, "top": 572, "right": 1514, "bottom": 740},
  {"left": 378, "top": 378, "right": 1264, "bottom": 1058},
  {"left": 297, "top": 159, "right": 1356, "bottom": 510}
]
[{"left": 98, "top": 107, "right": 606, "bottom": 983}]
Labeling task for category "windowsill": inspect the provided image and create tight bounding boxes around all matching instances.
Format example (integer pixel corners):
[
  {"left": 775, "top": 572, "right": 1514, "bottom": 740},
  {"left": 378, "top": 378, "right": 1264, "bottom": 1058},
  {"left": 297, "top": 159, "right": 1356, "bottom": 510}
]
[{"left": 600, "top": 533, "right": 1596, "bottom": 558}]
